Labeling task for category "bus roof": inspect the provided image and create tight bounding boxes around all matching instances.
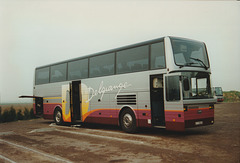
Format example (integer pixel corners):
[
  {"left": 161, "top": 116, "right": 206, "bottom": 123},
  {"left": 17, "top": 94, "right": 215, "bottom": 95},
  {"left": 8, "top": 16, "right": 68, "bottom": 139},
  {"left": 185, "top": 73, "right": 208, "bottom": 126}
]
[
  {"left": 36, "top": 37, "right": 166, "bottom": 69},
  {"left": 36, "top": 36, "right": 204, "bottom": 69}
]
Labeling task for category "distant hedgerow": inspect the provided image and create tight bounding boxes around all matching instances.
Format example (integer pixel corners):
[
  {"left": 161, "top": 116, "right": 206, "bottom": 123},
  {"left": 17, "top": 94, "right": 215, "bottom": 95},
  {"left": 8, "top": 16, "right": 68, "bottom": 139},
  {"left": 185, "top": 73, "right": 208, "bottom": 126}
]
[
  {"left": 0, "top": 107, "right": 37, "bottom": 123},
  {"left": 223, "top": 91, "right": 240, "bottom": 103},
  {"left": 2, "top": 109, "right": 11, "bottom": 122},
  {"left": 9, "top": 106, "right": 17, "bottom": 121},
  {"left": 30, "top": 108, "right": 35, "bottom": 119},
  {"left": 17, "top": 110, "right": 24, "bottom": 120},
  {"left": 24, "top": 108, "right": 30, "bottom": 120}
]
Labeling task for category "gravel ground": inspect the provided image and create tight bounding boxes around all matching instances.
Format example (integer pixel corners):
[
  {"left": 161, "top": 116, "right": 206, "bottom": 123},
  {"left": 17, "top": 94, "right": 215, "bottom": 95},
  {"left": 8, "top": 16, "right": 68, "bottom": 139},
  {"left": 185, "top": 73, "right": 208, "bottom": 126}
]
[{"left": 0, "top": 103, "right": 239, "bottom": 163}]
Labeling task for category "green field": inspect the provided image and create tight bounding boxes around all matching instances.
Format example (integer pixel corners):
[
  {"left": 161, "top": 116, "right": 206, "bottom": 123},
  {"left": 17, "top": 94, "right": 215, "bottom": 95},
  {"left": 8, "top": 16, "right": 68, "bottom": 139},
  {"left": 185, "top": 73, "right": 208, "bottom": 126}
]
[{"left": 223, "top": 91, "right": 240, "bottom": 103}]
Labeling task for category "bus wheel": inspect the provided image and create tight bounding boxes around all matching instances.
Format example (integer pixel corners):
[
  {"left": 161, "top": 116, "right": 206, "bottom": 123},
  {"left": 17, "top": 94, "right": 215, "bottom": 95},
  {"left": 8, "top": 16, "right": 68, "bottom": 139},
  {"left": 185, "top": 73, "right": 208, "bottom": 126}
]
[
  {"left": 54, "top": 108, "right": 63, "bottom": 125},
  {"left": 120, "top": 109, "right": 137, "bottom": 133}
]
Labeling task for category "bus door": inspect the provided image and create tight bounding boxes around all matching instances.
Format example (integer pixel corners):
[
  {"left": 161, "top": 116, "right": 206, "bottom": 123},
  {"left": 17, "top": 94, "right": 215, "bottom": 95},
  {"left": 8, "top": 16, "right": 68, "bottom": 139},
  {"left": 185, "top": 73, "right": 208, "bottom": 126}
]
[
  {"left": 164, "top": 73, "right": 184, "bottom": 131},
  {"left": 35, "top": 97, "right": 43, "bottom": 116},
  {"left": 62, "top": 84, "right": 71, "bottom": 122},
  {"left": 150, "top": 75, "right": 165, "bottom": 126},
  {"left": 72, "top": 81, "right": 82, "bottom": 121}
]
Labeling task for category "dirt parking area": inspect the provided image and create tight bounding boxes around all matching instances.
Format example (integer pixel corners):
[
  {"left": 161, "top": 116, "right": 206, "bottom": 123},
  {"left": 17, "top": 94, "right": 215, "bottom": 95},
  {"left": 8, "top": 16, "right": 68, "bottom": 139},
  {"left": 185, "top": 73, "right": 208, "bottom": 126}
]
[{"left": 0, "top": 103, "right": 239, "bottom": 163}]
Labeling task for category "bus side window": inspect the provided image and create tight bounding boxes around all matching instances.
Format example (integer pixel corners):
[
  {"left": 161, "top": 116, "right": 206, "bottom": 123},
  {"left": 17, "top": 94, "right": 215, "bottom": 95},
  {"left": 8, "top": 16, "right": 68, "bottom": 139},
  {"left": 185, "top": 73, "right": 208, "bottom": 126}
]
[
  {"left": 116, "top": 45, "right": 148, "bottom": 74},
  {"left": 50, "top": 63, "right": 67, "bottom": 83},
  {"left": 89, "top": 53, "right": 114, "bottom": 78},
  {"left": 150, "top": 42, "right": 166, "bottom": 69},
  {"left": 68, "top": 59, "right": 88, "bottom": 80}
]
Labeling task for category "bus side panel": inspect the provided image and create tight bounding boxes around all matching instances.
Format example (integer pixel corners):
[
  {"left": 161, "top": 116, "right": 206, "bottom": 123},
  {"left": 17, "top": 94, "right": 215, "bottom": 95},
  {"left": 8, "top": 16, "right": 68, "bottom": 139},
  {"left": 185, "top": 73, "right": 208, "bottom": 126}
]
[
  {"left": 83, "top": 109, "right": 119, "bottom": 125},
  {"left": 43, "top": 103, "right": 62, "bottom": 119},
  {"left": 34, "top": 82, "right": 68, "bottom": 120},
  {"left": 83, "top": 93, "right": 118, "bottom": 125},
  {"left": 136, "top": 109, "right": 151, "bottom": 127},
  {"left": 137, "top": 92, "right": 151, "bottom": 128},
  {"left": 42, "top": 97, "right": 62, "bottom": 120},
  {"left": 165, "top": 111, "right": 185, "bottom": 131},
  {"left": 33, "top": 98, "right": 61, "bottom": 120}
]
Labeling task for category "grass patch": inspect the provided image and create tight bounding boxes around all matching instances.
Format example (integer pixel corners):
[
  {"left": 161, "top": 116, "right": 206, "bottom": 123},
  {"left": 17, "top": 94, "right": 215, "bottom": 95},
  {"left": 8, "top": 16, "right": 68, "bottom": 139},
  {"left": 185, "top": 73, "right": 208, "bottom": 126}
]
[
  {"left": 0, "top": 106, "right": 36, "bottom": 123},
  {"left": 223, "top": 91, "right": 240, "bottom": 103}
]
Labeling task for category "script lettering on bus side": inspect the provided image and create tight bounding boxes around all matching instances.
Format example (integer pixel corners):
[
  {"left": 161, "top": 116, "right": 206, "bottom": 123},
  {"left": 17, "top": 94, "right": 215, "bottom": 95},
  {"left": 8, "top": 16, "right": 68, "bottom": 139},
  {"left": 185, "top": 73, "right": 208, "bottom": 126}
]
[{"left": 86, "top": 81, "right": 131, "bottom": 102}]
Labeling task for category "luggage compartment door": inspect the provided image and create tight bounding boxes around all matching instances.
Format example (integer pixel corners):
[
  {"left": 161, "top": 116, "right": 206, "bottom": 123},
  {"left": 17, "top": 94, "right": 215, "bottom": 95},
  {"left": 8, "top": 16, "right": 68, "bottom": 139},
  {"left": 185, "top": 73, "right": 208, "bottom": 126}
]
[{"left": 35, "top": 97, "right": 43, "bottom": 116}]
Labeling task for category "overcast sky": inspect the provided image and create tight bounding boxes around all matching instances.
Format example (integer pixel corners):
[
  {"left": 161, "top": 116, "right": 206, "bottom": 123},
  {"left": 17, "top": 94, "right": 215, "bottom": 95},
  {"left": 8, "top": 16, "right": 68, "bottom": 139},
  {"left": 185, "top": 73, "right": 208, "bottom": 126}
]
[{"left": 0, "top": 0, "right": 240, "bottom": 103}]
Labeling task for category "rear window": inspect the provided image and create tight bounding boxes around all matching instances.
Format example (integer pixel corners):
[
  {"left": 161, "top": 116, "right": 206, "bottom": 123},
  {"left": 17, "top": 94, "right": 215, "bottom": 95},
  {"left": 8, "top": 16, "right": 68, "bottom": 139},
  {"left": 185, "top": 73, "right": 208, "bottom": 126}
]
[{"left": 35, "top": 67, "right": 49, "bottom": 85}]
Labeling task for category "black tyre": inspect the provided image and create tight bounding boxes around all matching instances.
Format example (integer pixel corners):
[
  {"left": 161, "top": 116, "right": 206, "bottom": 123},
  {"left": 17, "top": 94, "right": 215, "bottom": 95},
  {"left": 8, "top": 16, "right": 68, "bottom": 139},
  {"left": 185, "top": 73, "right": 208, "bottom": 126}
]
[
  {"left": 120, "top": 109, "right": 137, "bottom": 133},
  {"left": 54, "top": 108, "right": 63, "bottom": 125}
]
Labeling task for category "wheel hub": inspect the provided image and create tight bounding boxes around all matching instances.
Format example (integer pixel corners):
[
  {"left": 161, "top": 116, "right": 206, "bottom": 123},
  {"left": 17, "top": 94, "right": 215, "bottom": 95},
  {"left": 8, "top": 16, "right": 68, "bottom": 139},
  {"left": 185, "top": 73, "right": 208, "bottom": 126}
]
[
  {"left": 55, "top": 111, "right": 61, "bottom": 123},
  {"left": 123, "top": 113, "right": 132, "bottom": 128}
]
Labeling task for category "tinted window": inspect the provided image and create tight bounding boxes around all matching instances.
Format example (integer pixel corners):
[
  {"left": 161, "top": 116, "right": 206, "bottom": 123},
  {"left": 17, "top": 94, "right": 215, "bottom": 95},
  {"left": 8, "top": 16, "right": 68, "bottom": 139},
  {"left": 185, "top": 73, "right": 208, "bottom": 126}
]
[
  {"left": 116, "top": 46, "right": 148, "bottom": 74},
  {"left": 166, "top": 76, "right": 180, "bottom": 101},
  {"left": 50, "top": 63, "right": 67, "bottom": 82},
  {"left": 68, "top": 59, "right": 88, "bottom": 80},
  {"left": 35, "top": 67, "right": 49, "bottom": 85},
  {"left": 151, "top": 42, "right": 165, "bottom": 69},
  {"left": 89, "top": 53, "right": 114, "bottom": 78}
]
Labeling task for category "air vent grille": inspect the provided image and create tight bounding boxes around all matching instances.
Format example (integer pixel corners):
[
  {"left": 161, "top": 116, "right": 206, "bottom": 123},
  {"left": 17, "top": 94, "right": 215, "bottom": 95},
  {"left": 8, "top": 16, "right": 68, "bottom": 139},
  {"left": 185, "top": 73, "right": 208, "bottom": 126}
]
[{"left": 117, "top": 94, "right": 136, "bottom": 105}]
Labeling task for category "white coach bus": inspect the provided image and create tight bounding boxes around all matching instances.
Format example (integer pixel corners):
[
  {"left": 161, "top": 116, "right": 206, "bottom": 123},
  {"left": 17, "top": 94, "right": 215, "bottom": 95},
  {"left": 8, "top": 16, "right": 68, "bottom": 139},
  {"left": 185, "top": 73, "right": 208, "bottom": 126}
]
[
  {"left": 213, "top": 87, "right": 224, "bottom": 102},
  {"left": 30, "top": 36, "right": 215, "bottom": 133}
]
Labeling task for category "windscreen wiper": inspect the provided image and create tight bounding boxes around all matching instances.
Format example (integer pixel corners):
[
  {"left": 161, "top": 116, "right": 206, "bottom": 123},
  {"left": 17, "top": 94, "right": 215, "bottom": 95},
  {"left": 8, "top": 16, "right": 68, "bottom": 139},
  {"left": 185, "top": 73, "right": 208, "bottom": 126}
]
[
  {"left": 179, "top": 62, "right": 196, "bottom": 68},
  {"left": 190, "top": 57, "right": 208, "bottom": 70}
]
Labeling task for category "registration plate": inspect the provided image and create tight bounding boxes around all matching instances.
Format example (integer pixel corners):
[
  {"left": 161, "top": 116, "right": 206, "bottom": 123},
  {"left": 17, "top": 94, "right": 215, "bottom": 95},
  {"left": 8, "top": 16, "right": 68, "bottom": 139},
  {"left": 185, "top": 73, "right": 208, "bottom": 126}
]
[{"left": 195, "top": 121, "right": 203, "bottom": 125}]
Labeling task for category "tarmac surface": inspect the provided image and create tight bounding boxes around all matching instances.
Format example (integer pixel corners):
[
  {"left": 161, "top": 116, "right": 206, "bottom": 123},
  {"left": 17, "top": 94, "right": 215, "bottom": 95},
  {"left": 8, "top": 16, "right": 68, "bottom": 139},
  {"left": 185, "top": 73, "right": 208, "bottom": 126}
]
[{"left": 0, "top": 103, "right": 239, "bottom": 163}]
